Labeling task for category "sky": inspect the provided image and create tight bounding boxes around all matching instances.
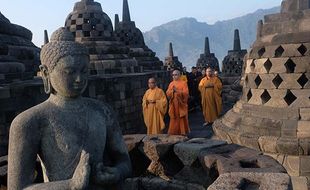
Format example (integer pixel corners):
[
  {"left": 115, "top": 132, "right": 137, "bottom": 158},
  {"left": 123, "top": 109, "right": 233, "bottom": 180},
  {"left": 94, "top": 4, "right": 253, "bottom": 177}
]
[{"left": 1, "top": 0, "right": 282, "bottom": 47}]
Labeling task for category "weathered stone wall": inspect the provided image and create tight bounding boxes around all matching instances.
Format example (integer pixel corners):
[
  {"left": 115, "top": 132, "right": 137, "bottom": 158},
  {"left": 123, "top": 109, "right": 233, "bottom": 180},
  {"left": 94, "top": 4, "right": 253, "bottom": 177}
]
[
  {"left": 0, "top": 71, "right": 169, "bottom": 156},
  {"left": 87, "top": 71, "right": 170, "bottom": 134}
]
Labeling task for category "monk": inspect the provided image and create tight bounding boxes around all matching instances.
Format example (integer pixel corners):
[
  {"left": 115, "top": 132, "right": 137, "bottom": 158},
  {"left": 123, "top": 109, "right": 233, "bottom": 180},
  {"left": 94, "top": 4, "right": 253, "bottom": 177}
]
[
  {"left": 199, "top": 67, "right": 223, "bottom": 125},
  {"left": 166, "top": 69, "right": 190, "bottom": 135},
  {"left": 142, "top": 78, "right": 167, "bottom": 134}
]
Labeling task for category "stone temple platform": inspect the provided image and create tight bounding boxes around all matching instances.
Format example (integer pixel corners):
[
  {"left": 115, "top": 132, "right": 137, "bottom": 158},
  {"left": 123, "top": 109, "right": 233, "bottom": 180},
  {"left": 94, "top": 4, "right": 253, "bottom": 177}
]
[
  {"left": 213, "top": 0, "right": 310, "bottom": 187},
  {"left": 123, "top": 134, "right": 292, "bottom": 190}
]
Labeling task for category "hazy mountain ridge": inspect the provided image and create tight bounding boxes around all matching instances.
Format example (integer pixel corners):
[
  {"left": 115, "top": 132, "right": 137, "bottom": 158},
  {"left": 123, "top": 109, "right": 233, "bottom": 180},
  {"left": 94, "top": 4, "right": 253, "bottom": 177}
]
[{"left": 143, "top": 6, "right": 280, "bottom": 68}]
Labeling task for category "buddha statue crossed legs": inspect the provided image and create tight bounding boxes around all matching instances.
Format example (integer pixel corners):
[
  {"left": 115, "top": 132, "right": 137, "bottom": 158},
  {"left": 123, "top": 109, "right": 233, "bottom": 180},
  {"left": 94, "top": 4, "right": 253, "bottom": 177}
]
[{"left": 7, "top": 27, "right": 131, "bottom": 190}]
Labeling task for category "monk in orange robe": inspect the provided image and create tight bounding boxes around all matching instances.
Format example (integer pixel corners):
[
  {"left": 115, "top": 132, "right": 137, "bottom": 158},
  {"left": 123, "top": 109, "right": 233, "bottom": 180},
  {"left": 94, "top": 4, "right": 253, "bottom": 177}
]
[
  {"left": 166, "top": 70, "right": 190, "bottom": 135},
  {"left": 142, "top": 78, "right": 167, "bottom": 134},
  {"left": 199, "top": 67, "right": 223, "bottom": 124}
]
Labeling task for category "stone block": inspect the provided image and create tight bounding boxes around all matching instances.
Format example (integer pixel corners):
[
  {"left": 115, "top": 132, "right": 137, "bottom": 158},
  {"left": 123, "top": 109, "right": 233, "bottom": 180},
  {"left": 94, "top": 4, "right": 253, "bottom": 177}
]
[
  {"left": 264, "top": 89, "right": 287, "bottom": 108},
  {"left": 222, "top": 110, "right": 242, "bottom": 128},
  {"left": 258, "top": 136, "right": 279, "bottom": 153},
  {"left": 300, "top": 108, "right": 310, "bottom": 121},
  {"left": 282, "top": 44, "right": 303, "bottom": 57},
  {"left": 241, "top": 103, "right": 299, "bottom": 120},
  {"left": 248, "top": 89, "right": 264, "bottom": 105},
  {"left": 276, "top": 138, "right": 299, "bottom": 155},
  {"left": 264, "top": 45, "right": 278, "bottom": 58},
  {"left": 123, "top": 134, "right": 146, "bottom": 152},
  {"left": 291, "top": 176, "right": 308, "bottom": 190},
  {"left": 297, "top": 121, "right": 310, "bottom": 138},
  {"left": 281, "top": 119, "right": 298, "bottom": 138},
  {"left": 212, "top": 121, "right": 233, "bottom": 144},
  {"left": 299, "top": 138, "right": 310, "bottom": 155},
  {"left": 246, "top": 73, "right": 259, "bottom": 89},
  {"left": 200, "top": 144, "right": 285, "bottom": 176},
  {"left": 278, "top": 73, "right": 303, "bottom": 89},
  {"left": 268, "top": 57, "right": 288, "bottom": 74},
  {"left": 257, "top": 74, "right": 277, "bottom": 89},
  {"left": 283, "top": 155, "right": 300, "bottom": 177},
  {"left": 237, "top": 133, "right": 260, "bottom": 150},
  {"left": 291, "top": 56, "right": 310, "bottom": 73},
  {"left": 244, "top": 59, "right": 255, "bottom": 74},
  {"left": 290, "top": 89, "right": 310, "bottom": 107},
  {"left": 142, "top": 135, "right": 187, "bottom": 178},
  {"left": 300, "top": 156, "right": 310, "bottom": 177},
  {"left": 174, "top": 139, "right": 226, "bottom": 166},
  {"left": 207, "top": 172, "right": 291, "bottom": 190},
  {"left": 254, "top": 58, "right": 269, "bottom": 74}
]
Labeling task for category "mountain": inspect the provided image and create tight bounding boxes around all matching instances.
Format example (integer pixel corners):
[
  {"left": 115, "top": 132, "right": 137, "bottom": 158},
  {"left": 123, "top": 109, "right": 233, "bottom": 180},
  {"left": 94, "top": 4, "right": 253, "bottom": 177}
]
[{"left": 143, "top": 6, "right": 280, "bottom": 68}]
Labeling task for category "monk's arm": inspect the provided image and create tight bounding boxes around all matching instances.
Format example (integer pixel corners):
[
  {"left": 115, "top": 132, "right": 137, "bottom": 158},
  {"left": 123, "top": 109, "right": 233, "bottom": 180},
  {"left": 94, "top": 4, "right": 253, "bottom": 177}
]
[
  {"left": 214, "top": 78, "right": 223, "bottom": 97},
  {"left": 198, "top": 79, "right": 205, "bottom": 92},
  {"left": 181, "top": 82, "right": 189, "bottom": 99},
  {"left": 166, "top": 83, "right": 173, "bottom": 98},
  {"left": 142, "top": 91, "right": 148, "bottom": 109},
  {"left": 8, "top": 115, "right": 72, "bottom": 190},
  {"left": 106, "top": 110, "right": 132, "bottom": 180},
  {"left": 156, "top": 89, "right": 168, "bottom": 115}
]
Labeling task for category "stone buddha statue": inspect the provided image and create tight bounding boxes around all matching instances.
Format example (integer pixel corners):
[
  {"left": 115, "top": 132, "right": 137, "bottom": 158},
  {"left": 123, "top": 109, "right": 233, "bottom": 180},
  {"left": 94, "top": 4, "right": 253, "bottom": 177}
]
[{"left": 7, "top": 27, "right": 131, "bottom": 190}]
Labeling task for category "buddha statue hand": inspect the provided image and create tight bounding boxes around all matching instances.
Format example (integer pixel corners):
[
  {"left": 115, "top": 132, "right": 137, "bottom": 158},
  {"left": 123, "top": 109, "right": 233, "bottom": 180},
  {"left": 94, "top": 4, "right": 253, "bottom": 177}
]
[
  {"left": 70, "top": 150, "right": 90, "bottom": 190},
  {"left": 93, "top": 162, "right": 121, "bottom": 185}
]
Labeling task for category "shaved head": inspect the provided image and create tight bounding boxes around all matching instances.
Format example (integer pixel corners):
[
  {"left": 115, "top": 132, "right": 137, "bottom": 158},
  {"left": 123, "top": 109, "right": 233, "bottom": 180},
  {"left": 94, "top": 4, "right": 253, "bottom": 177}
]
[
  {"left": 148, "top": 77, "right": 156, "bottom": 83},
  {"left": 206, "top": 67, "right": 213, "bottom": 78},
  {"left": 148, "top": 77, "right": 157, "bottom": 89},
  {"left": 172, "top": 70, "right": 181, "bottom": 81}
]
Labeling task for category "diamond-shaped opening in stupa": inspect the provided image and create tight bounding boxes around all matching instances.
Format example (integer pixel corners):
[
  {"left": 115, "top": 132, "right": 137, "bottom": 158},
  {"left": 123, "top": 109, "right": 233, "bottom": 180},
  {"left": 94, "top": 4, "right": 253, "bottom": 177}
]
[
  {"left": 261, "top": 89, "right": 271, "bottom": 104},
  {"left": 274, "top": 45, "right": 284, "bottom": 58},
  {"left": 284, "top": 59, "right": 296, "bottom": 73},
  {"left": 272, "top": 74, "right": 283, "bottom": 89},
  {"left": 297, "top": 44, "right": 307, "bottom": 56},
  {"left": 284, "top": 90, "right": 297, "bottom": 106},
  {"left": 297, "top": 73, "right": 308, "bottom": 88}
]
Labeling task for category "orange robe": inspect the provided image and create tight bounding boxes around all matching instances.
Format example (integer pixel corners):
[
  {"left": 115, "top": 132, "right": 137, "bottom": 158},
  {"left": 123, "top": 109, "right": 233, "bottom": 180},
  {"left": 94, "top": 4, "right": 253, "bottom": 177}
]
[
  {"left": 180, "top": 74, "right": 188, "bottom": 82},
  {"left": 166, "top": 80, "right": 190, "bottom": 135},
  {"left": 199, "top": 76, "right": 223, "bottom": 123},
  {"left": 142, "top": 87, "right": 167, "bottom": 135}
]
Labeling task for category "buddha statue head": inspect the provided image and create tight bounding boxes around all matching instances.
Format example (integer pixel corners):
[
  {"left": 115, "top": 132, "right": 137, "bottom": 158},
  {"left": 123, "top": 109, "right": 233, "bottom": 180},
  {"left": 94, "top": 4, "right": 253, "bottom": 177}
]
[{"left": 40, "top": 27, "right": 89, "bottom": 98}]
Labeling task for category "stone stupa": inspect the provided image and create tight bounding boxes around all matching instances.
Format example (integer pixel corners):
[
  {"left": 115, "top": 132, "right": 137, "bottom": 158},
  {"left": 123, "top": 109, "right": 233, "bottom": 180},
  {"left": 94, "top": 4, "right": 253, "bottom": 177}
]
[
  {"left": 213, "top": 0, "right": 310, "bottom": 186},
  {"left": 221, "top": 29, "right": 247, "bottom": 112},
  {"left": 164, "top": 42, "right": 182, "bottom": 71},
  {"left": 114, "top": 0, "right": 164, "bottom": 70},
  {"left": 0, "top": 12, "right": 40, "bottom": 83},
  {"left": 196, "top": 37, "right": 219, "bottom": 71},
  {"left": 222, "top": 29, "right": 247, "bottom": 76},
  {"left": 65, "top": 0, "right": 139, "bottom": 74}
]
